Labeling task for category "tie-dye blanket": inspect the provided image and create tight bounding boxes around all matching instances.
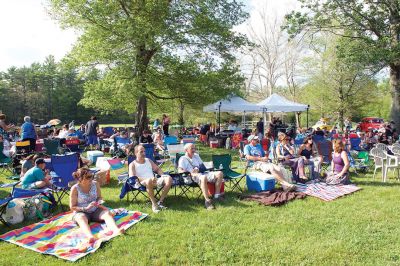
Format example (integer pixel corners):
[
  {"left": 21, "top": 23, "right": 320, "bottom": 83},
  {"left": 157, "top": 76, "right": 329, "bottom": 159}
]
[
  {"left": 295, "top": 182, "right": 361, "bottom": 201},
  {"left": 0, "top": 210, "right": 147, "bottom": 262}
]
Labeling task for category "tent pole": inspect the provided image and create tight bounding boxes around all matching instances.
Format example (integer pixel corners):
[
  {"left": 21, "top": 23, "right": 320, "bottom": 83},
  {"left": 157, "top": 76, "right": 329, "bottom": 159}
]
[
  {"left": 263, "top": 108, "right": 267, "bottom": 138},
  {"left": 307, "top": 105, "right": 310, "bottom": 128},
  {"left": 218, "top": 102, "right": 222, "bottom": 133}
]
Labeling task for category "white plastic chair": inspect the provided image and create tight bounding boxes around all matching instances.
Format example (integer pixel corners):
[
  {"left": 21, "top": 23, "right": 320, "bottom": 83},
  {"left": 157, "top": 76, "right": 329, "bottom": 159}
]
[
  {"left": 383, "top": 151, "right": 399, "bottom": 182},
  {"left": 370, "top": 148, "right": 385, "bottom": 181}
]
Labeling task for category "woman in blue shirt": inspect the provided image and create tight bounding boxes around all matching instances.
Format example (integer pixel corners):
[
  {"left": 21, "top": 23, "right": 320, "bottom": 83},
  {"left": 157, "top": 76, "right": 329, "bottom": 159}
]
[{"left": 21, "top": 116, "right": 37, "bottom": 151}]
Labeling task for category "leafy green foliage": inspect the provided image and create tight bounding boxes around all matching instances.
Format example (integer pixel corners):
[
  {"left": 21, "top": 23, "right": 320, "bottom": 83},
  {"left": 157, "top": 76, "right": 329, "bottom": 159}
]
[
  {"left": 284, "top": 0, "right": 400, "bottom": 128},
  {"left": 48, "top": 0, "right": 249, "bottom": 128}
]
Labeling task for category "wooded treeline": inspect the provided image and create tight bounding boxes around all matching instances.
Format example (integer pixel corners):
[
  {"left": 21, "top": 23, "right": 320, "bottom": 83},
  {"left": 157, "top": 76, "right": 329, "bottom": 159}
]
[{"left": 0, "top": 56, "right": 132, "bottom": 125}]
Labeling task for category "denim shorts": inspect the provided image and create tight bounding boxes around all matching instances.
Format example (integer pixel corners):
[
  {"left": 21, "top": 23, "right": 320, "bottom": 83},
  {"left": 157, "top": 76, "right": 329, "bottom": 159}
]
[
  {"left": 86, "top": 135, "right": 99, "bottom": 145},
  {"left": 72, "top": 207, "right": 106, "bottom": 223}
]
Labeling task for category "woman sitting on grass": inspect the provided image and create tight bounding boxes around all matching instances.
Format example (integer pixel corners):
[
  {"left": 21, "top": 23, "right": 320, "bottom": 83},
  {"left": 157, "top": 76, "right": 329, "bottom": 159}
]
[
  {"left": 276, "top": 132, "right": 307, "bottom": 182},
  {"left": 70, "top": 168, "right": 124, "bottom": 244},
  {"left": 325, "top": 139, "right": 350, "bottom": 185}
]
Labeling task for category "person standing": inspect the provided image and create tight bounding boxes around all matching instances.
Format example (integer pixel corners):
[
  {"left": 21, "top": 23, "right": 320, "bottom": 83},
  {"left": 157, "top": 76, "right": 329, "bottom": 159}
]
[
  {"left": 85, "top": 116, "right": 99, "bottom": 150},
  {"left": 256, "top": 118, "right": 264, "bottom": 140},
  {"left": 162, "top": 114, "right": 170, "bottom": 136},
  {"left": 21, "top": 116, "right": 37, "bottom": 151}
]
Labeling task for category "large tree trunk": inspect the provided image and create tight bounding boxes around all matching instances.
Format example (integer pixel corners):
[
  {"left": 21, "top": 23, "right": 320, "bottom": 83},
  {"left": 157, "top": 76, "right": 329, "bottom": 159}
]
[
  {"left": 390, "top": 64, "right": 400, "bottom": 132},
  {"left": 136, "top": 95, "right": 147, "bottom": 135},
  {"left": 178, "top": 99, "right": 184, "bottom": 126}
]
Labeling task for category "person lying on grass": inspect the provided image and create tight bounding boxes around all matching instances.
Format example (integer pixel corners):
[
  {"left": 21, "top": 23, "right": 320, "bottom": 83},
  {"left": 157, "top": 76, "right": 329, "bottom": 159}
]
[
  {"left": 70, "top": 167, "right": 124, "bottom": 244},
  {"left": 128, "top": 144, "right": 173, "bottom": 213}
]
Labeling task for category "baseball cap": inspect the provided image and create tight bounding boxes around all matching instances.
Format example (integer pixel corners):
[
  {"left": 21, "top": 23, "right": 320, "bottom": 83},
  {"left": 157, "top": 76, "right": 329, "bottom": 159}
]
[
  {"left": 248, "top": 135, "right": 259, "bottom": 141},
  {"left": 35, "top": 158, "right": 45, "bottom": 165}
]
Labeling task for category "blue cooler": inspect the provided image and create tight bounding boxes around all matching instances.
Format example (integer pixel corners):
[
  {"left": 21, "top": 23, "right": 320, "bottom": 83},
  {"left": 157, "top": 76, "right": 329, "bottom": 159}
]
[
  {"left": 87, "top": 151, "right": 104, "bottom": 165},
  {"left": 246, "top": 172, "right": 275, "bottom": 192}
]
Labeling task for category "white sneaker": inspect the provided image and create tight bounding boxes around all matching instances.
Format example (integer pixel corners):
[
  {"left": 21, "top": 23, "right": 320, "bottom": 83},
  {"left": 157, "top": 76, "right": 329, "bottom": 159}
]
[
  {"left": 157, "top": 201, "right": 167, "bottom": 209},
  {"left": 152, "top": 205, "right": 161, "bottom": 213}
]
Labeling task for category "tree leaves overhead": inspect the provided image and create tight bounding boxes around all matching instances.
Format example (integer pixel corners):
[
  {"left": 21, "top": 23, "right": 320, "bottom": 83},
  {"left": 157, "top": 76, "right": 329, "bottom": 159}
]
[{"left": 48, "top": 0, "right": 249, "bottom": 112}]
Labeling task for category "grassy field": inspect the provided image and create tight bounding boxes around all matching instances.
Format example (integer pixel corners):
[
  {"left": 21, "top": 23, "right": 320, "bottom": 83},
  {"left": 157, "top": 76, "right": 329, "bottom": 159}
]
[{"left": 0, "top": 144, "right": 399, "bottom": 265}]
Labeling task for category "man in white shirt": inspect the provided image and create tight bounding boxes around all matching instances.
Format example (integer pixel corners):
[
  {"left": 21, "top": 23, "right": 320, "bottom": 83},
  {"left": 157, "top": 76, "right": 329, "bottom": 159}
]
[
  {"left": 178, "top": 143, "right": 224, "bottom": 210},
  {"left": 128, "top": 144, "right": 172, "bottom": 213}
]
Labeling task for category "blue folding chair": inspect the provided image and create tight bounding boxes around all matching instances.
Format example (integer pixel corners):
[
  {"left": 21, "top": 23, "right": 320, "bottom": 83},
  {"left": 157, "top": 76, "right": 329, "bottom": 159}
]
[
  {"left": 51, "top": 153, "right": 79, "bottom": 207},
  {"left": 0, "top": 182, "right": 55, "bottom": 226},
  {"left": 349, "top": 138, "right": 363, "bottom": 151},
  {"left": 313, "top": 135, "right": 325, "bottom": 143},
  {"left": 143, "top": 143, "right": 166, "bottom": 166},
  {"left": 164, "top": 136, "right": 179, "bottom": 146},
  {"left": 103, "top": 127, "right": 114, "bottom": 137}
]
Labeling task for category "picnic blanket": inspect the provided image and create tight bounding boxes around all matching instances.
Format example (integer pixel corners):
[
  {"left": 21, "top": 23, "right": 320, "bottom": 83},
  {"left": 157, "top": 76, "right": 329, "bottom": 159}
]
[
  {"left": 295, "top": 182, "right": 361, "bottom": 201},
  {"left": 0, "top": 209, "right": 148, "bottom": 262},
  {"left": 241, "top": 189, "right": 307, "bottom": 206}
]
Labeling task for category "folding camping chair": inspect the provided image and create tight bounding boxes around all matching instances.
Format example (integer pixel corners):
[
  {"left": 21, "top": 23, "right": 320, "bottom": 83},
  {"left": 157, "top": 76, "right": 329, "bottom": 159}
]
[
  {"left": 182, "top": 135, "right": 196, "bottom": 144},
  {"left": 0, "top": 142, "right": 13, "bottom": 174},
  {"left": 143, "top": 143, "right": 166, "bottom": 166},
  {"left": 15, "top": 140, "right": 32, "bottom": 155},
  {"left": 50, "top": 153, "right": 79, "bottom": 208},
  {"left": 349, "top": 138, "right": 363, "bottom": 152},
  {"left": 64, "top": 139, "right": 83, "bottom": 153},
  {"left": 43, "top": 138, "right": 62, "bottom": 156},
  {"left": 347, "top": 152, "right": 368, "bottom": 174},
  {"left": 0, "top": 182, "right": 55, "bottom": 226},
  {"left": 317, "top": 139, "right": 333, "bottom": 172},
  {"left": 119, "top": 156, "right": 172, "bottom": 203},
  {"left": 212, "top": 154, "right": 245, "bottom": 192},
  {"left": 174, "top": 153, "right": 203, "bottom": 200},
  {"left": 164, "top": 135, "right": 179, "bottom": 146},
  {"left": 166, "top": 143, "right": 185, "bottom": 171}
]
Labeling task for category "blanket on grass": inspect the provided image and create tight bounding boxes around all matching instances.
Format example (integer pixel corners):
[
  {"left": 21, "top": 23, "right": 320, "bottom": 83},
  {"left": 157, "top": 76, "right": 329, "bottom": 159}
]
[
  {"left": 295, "top": 182, "right": 361, "bottom": 201},
  {"left": 241, "top": 189, "right": 307, "bottom": 206},
  {"left": 0, "top": 209, "right": 148, "bottom": 262}
]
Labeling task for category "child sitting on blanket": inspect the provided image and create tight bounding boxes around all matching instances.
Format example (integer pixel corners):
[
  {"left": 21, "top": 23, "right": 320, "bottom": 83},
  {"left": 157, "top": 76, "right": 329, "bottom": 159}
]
[{"left": 70, "top": 168, "right": 125, "bottom": 244}]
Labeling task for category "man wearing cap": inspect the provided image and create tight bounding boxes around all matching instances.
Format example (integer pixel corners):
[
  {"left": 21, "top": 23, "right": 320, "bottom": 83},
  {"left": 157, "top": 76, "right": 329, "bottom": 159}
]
[
  {"left": 21, "top": 158, "right": 52, "bottom": 189},
  {"left": 244, "top": 135, "right": 296, "bottom": 191}
]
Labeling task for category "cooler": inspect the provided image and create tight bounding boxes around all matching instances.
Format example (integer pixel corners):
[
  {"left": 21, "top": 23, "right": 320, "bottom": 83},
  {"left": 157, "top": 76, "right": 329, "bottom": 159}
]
[
  {"left": 207, "top": 180, "right": 225, "bottom": 195},
  {"left": 246, "top": 171, "right": 275, "bottom": 192},
  {"left": 209, "top": 140, "right": 219, "bottom": 148},
  {"left": 87, "top": 151, "right": 104, "bottom": 165}
]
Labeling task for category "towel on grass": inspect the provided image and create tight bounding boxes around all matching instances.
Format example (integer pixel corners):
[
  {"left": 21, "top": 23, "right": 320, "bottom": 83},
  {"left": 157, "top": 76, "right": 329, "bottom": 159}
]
[
  {"left": 295, "top": 182, "right": 361, "bottom": 201},
  {"left": 241, "top": 189, "right": 307, "bottom": 206},
  {"left": 0, "top": 209, "right": 147, "bottom": 262}
]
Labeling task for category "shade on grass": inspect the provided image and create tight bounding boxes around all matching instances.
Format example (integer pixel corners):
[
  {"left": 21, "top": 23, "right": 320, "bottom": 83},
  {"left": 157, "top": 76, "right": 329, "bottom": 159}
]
[{"left": 0, "top": 145, "right": 399, "bottom": 265}]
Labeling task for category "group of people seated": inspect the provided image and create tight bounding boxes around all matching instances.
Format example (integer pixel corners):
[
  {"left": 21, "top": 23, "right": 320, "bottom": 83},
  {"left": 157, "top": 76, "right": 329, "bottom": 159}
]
[{"left": 243, "top": 131, "right": 351, "bottom": 191}]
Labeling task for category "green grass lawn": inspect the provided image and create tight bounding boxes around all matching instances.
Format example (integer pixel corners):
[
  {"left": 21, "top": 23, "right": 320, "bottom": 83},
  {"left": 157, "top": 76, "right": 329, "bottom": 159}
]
[{"left": 0, "top": 145, "right": 400, "bottom": 265}]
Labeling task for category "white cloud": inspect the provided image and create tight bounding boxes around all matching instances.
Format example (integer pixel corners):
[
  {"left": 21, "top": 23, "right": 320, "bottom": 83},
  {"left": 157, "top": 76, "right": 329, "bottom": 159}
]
[{"left": 0, "top": 0, "right": 78, "bottom": 71}]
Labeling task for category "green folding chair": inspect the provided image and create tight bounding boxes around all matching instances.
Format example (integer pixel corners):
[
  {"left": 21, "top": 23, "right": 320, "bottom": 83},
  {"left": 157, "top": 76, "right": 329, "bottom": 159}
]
[
  {"left": 212, "top": 154, "right": 245, "bottom": 193},
  {"left": 44, "top": 139, "right": 63, "bottom": 156},
  {"left": 0, "top": 143, "right": 13, "bottom": 174}
]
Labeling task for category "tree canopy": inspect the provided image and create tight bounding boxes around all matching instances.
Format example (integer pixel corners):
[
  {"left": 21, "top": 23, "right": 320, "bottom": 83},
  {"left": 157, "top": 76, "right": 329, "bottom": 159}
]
[
  {"left": 284, "top": 0, "right": 400, "bottom": 129},
  {"left": 48, "top": 0, "right": 249, "bottom": 133}
]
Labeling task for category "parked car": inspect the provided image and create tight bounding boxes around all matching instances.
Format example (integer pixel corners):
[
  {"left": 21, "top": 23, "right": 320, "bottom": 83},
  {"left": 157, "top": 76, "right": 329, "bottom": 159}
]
[{"left": 358, "top": 117, "right": 384, "bottom": 132}]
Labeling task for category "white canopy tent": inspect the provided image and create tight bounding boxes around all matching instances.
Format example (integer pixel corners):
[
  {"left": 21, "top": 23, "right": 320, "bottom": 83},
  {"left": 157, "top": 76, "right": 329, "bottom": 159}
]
[
  {"left": 256, "top": 93, "right": 309, "bottom": 134},
  {"left": 203, "top": 95, "right": 262, "bottom": 113},
  {"left": 256, "top": 93, "right": 308, "bottom": 113},
  {"left": 203, "top": 95, "right": 262, "bottom": 129}
]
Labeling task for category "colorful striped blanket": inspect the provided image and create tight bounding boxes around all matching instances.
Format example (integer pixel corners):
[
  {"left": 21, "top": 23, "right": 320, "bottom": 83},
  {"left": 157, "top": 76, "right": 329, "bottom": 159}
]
[
  {"left": 0, "top": 210, "right": 148, "bottom": 262},
  {"left": 295, "top": 182, "right": 361, "bottom": 201}
]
